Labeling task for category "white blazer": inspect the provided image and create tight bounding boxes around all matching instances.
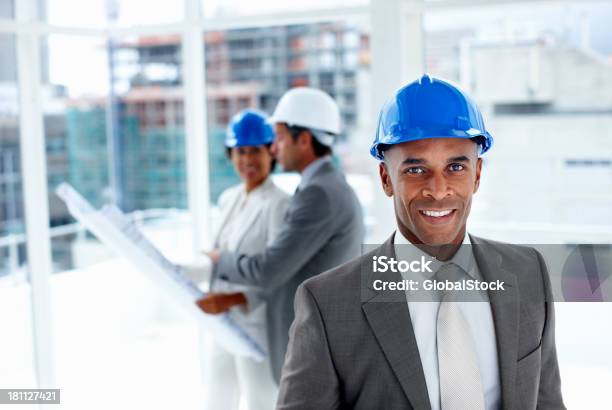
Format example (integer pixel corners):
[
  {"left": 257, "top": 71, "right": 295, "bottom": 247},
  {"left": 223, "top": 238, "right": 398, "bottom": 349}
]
[
  {"left": 209, "top": 176, "right": 290, "bottom": 350},
  {"left": 212, "top": 176, "right": 290, "bottom": 257}
]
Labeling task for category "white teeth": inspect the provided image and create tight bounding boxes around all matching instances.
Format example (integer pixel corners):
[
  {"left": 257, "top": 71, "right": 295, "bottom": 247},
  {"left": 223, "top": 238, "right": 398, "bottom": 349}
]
[{"left": 421, "top": 209, "right": 453, "bottom": 217}]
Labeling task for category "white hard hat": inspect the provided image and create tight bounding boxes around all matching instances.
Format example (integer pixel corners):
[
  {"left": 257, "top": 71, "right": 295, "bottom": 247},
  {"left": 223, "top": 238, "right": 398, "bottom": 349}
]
[{"left": 271, "top": 87, "right": 341, "bottom": 146}]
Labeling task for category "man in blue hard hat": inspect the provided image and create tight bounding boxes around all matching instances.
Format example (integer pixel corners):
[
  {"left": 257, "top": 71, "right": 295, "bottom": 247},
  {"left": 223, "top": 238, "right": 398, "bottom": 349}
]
[{"left": 277, "top": 75, "right": 565, "bottom": 410}]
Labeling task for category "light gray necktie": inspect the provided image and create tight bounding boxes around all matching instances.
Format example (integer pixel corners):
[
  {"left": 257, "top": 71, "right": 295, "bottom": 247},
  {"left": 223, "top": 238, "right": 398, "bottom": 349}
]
[{"left": 435, "top": 263, "right": 486, "bottom": 410}]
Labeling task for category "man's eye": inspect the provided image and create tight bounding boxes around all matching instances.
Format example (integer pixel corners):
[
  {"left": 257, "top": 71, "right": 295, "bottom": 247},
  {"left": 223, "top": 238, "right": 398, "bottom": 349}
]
[
  {"left": 405, "top": 167, "right": 424, "bottom": 174},
  {"left": 449, "top": 163, "right": 464, "bottom": 172}
]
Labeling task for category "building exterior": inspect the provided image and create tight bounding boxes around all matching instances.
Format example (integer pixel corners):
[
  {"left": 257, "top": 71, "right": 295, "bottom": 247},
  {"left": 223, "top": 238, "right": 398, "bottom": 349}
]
[
  {"left": 462, "top": 40, "right": 612, "bottom": 242},
  {"left": 66, "top": 21, "right": 370, "bottom": 210},
  {"left": 2, "top": 21, "right": 371, "bottom": 273},
  {"left": 0, "top": 107, "right": 22, "bottom": 237},
  {"left": 4, "top": 14, "right": 611, "bottom": 274}
]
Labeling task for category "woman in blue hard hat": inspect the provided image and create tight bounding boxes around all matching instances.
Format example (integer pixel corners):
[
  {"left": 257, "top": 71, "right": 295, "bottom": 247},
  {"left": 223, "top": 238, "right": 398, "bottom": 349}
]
[{"left": 186, "top": 109, "right": 289, "bottom": 410}]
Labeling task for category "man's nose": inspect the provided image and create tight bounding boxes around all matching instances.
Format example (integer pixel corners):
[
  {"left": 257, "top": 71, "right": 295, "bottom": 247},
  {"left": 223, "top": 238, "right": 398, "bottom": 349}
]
[
  {"left": 422, "top": 173, "right": 453, "bottom": 201},
  {"left": 270, "top": 141, "right": 278, "bottom": 156}
]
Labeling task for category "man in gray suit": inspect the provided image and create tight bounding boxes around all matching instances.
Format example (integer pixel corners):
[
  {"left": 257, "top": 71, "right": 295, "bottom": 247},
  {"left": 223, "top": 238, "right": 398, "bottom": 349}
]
[
  {"left": 277, "top": 75, "right": 565, "bottom": 409},
  {"left": 206, "top": 87, "right": 364, "bottom": 383}
]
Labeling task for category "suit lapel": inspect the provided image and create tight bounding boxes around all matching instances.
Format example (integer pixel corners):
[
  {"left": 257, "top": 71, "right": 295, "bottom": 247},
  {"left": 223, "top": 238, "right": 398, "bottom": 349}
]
[
  {"left": 212, "top": 187, "right": 241, "bottom": 247},
  {"left": 230, "top": 193, "right": 265, "bottom": 251},
  {"left": 361, "top": 235, "right": 432, "bottom": 410},
  {"left": 222, "top": 179, "right": 275, "bottom": 251},
  {"left": 470, "top": 235, "right": 520, "bottom": 410}
]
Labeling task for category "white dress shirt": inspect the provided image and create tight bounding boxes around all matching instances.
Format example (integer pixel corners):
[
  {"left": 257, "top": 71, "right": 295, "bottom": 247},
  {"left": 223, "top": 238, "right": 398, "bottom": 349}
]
[{"left": 394, "top": 230, "right": 502, "bottom": 410}]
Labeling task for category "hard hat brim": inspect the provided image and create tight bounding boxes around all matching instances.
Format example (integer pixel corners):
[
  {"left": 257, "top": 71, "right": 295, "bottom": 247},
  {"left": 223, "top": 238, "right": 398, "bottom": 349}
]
[
  {"left": 225, "top": 138, "right": 274, "bottom": 148},
  {"left": 370, "top": 130, "right": 493, "bottom": 160}
]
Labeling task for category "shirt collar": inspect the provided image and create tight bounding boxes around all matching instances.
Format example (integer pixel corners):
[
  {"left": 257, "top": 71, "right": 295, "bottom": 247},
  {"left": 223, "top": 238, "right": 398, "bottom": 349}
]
[
  {"left": 240, "top": 176, "right": 272, "bottom": 199},
  {"left": 394, "top": 229, "right": 478, "bottom": 279},
  {"left": 298, "top": 156, "right": 332, "bottom": 189}
]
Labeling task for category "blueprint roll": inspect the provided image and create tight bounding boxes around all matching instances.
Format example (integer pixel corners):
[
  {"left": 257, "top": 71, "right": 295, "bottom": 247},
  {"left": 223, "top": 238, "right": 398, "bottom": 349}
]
[{"left": 56, "top": 182, "right": 265, "bottom": 361}]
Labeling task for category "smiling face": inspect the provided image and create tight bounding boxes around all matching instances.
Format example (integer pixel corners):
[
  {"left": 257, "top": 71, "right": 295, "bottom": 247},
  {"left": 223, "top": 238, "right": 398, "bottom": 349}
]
[
  {"left": 379, "top": 138, "right": 483, "bottom": 246},
  {"left": 230, "top": 145, "right": 273, "bottom": 190}
]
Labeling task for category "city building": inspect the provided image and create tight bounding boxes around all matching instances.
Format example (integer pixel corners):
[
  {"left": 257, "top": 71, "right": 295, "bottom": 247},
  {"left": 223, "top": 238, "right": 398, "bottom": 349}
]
[
  {"left": 66, "top": 21, "right": 370, "bottom": 211},
  {"left": 468, "top": 39, "right": 612, "bottom": 235}
]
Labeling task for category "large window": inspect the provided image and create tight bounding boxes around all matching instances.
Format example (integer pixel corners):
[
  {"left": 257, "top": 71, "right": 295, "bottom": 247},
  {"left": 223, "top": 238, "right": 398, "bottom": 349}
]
[
  {"left": 204, "top": 21, "right": 371, "bottom": 202},
  {"left": 44, "top": 35, "right": 111, "bottom": 272},
  {"left": 425, "top": 3, "right": 612, "bottom": 237},
  {"left": 1, "top": 1, "right": 374, "bottom": 404},
  {"left": 40, "top": 33, "right": 202, "bottom": 407},
  {"left": 45, "top": 34, "right": 188, "bottom": 272},
  {"left": 2, "top": 0, "right": 611, "bottom": 408},
  {"left": 0, "top": 32, "right": 37, "bottom": 389},
  {"left": 423, "top": 1, "right": 612, "bottom": 240}
]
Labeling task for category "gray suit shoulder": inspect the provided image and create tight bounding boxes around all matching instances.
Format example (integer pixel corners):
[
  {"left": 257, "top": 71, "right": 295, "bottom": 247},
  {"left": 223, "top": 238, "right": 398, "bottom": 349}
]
[
  {"left": 470, "top": 234, "right": 549, "bottom": 296},
  {"left": 470, "top": 234, "right": 544, "bottom": 263},
  {"left": 298, "top": 247, "right": 374, "bottom": 311},
  {"left": 308, "top": 162, "right": 353, "bottom": 194},
  {"left": 303, "top": 254, "right": 361, "bottom": 290}
]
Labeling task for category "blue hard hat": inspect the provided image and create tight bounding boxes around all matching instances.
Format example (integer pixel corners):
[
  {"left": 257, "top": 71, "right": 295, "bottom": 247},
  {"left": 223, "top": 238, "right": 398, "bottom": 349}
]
[
  {"left": 225, "top": 109, "right": 275, "bottom": 148},
  {"left": 370, "top": 74, "right": 493, "bottom": 160}
]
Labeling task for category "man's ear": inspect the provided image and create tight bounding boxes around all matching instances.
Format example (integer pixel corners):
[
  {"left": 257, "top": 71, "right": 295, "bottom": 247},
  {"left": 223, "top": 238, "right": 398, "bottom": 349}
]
[
  {"left": 473, "top": 157, "right": 483, "bottom": 193},
  {"left": 298, "top": 130, "right": 311, "bottom": 149},
  {"left": 379, "top": 161, "right": 394, "bottom": 197}
]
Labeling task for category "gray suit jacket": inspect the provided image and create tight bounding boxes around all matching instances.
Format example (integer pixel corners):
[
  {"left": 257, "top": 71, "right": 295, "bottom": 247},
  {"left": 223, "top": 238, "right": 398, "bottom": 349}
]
[
  {"left": 215, "top": 160, "right": 365, "bottom": 382},
  {"left": 277, "top": 234, "right": 565, "bottom": 410}
]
